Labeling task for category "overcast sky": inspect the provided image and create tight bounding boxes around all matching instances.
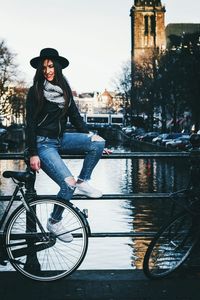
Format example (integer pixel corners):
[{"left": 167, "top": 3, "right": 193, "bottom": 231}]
[{"left": 0, "top": 0, "right": 200, "bottom": 93}]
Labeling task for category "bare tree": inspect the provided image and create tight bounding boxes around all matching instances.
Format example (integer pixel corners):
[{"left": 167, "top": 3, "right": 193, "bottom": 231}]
[
  {"left": 112, "top": 61, "right": 132, "bottom": 125},
  {"left": 0, "top": 40, "right": 17, "bottom": 95},
  {"left": 0, "top": 40, "right": 28, "bottom": 127}
]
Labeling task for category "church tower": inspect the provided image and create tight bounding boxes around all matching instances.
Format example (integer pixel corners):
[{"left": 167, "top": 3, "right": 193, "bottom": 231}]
[{"left": 130, "top": 0, "right": 166, "bottom": 62}]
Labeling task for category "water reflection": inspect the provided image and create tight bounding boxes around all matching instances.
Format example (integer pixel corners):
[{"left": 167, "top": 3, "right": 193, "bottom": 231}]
[
  {"left": 129, "top": 158, "right": 189, "bottom": 193},
  {"left": 0, "top": 146, "right": 190, "bottom": 270}
]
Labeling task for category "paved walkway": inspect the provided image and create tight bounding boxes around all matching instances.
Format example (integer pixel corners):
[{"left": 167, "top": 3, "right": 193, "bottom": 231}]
[{"left": 0, "top": 269, "right": 200, "bottom": 300}]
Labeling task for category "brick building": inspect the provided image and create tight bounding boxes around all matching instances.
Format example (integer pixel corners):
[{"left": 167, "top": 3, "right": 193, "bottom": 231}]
[{"left": 130, "top": 0, "right": 166, "bottom": 62}]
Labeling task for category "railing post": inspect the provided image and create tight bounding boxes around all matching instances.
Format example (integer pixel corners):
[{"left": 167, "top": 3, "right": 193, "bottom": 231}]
[
  {"left": 24, "top": 149, "right": 37, "bottom": 200},
  {"left": 23, "top": 150, "right": 41, "bottom": 272}
]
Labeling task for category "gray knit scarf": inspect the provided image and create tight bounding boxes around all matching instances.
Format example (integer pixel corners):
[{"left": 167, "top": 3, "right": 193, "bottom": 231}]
[{"left": 43, "top": 80, "right": 65, "bottom": 108}]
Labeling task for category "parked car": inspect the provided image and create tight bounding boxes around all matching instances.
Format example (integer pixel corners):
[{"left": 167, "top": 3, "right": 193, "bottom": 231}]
[
  {"left": 140, "top": 132, "right": 159, "bottom": 143},
  {"left": 161, "top": 133, "right": 183, "bottom": 146},
  {"left": 165, "top": 135, "right": 190, "bottom": 150},
  {"left": 131, "top": 127, "right": 146, "bottom": 139},
  {"left": 152, "top": 133, "right": 168, "bottom": 146},
  {"left": 122, "top": 126, "right": 135, "bottom": 136}
]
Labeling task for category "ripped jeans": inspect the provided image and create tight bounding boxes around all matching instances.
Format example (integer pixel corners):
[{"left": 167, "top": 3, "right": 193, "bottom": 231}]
[{"left": 37, "top": 132, "right": 105, "bottom": 221}]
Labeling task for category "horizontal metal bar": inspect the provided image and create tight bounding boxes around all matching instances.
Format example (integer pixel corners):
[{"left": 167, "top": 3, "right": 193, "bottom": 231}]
[
  {"left": 39, "top": 193, "right": 170, "bottom": 199},
  {"left": 0, "top": 193, "right": 170, "bottom": 202},
  {"left": 0, "top": 152, "right": 191, "bottom": 160},
  {"left": 90, "top": 232, "right": 155, "bottom": 238},
  {"left": 0, "top": 231, "right": 155, "bottom": 239}
]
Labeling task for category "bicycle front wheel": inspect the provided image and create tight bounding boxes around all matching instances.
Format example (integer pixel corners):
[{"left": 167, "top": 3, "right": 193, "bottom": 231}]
[
  {"left": 143, "top": 211, "right": 198, "bottom": 279},
  {"left": 5, "top": 198, "right": 88, "bottom": 281}
]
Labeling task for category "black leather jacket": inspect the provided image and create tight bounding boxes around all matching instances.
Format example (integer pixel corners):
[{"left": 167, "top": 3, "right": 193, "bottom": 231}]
[{"left": 26, "top": 86, "right": 89, "bottom": 156}]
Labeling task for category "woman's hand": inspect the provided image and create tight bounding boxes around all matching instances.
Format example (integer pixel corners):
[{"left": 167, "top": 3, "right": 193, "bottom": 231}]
[
  {"left": 103, "top": 148, "right": 112, "bottom": 155},
  {"left": 30, "top": 156, "right": 41, "bottom": 172}
]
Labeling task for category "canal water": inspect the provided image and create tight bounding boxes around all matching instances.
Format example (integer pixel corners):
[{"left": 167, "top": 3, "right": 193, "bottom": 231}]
[{"left": 0, "top": 143, "right": 190, "bottom": 271}]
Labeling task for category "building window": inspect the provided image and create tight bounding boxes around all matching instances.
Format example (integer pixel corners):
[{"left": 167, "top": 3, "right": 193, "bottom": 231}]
[
  {"left": 144, "top": 15, "right": 148, "bottom": 35},
  {"left": 150, "top": 15, "right": 155, "bottom": 34}
]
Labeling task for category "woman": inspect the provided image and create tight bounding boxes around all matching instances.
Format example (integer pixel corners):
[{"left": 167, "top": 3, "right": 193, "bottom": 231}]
[{"left": 26, "top": 48, "right": 105, "bottom": 242}]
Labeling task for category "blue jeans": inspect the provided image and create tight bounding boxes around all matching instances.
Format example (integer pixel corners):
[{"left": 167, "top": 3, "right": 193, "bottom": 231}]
[{"left": 37, "top": 132, "right": 105, "bottom": 221}]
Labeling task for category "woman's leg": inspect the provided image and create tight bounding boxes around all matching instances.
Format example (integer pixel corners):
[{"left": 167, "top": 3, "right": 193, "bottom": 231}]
[
  {"left": 60, "top": 132, "right": 105, "bottom": 181},
  {"left": 37, "top": 137, "right": 76, "bottom": 221},
  {"left": 60, "top": 132, "right": 105, "bottom": 197}
]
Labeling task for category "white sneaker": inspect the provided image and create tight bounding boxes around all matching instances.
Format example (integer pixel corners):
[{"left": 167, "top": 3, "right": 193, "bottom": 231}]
[
  {"left": 47, "top": 220, "right": 73, "bottom": 243},
  {"left": 75, "top": 181, "right": 103, "bottom": 198}
]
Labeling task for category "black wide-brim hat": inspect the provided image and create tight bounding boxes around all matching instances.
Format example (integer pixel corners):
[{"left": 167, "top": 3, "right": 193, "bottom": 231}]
[{"left": 30, "top": 48, "right": 69, "bottom": 69}]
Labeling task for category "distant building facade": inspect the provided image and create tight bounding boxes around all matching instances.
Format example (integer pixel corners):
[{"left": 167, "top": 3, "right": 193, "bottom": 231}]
[
  {"left": 97, "top": 89, "right": 123, "bottom": 113},
  {"left": 73, "top": 90, "right": 123, "bottom": 115},
  {"left": 130, "top": 0, "right": 166, "bottom": 62},
  {"left": 74, "top": 92, "right": 98, "bottom": 114},
  {"left": 130, "top": 0, "right": 200, "bottom": 60}
]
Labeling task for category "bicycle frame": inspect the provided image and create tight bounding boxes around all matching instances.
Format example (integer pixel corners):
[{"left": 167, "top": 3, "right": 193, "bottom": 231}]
[
  {"left": 1, "top": 152, "right": 91, "bottom": 280},
  {"left": 167, "top": 135, "right": 200, "bottom": 219},
  {"left": 143, "top": 134, "right": 200, "bottom": 279},
  {"left": 0, "top": 183, "right": 21, "bottom": 230},
  {"left": 0, "top": 178, "right": 91, "bottom": 239},
  {"left": 0, "top": 182, "right": 30, "bottom": 264},
  {"left": 1, "top": 175, "right": 91, "bottom": 275}
]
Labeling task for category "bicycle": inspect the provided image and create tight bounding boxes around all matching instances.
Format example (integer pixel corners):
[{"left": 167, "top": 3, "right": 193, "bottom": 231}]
[
  {"left": 0, "top": 153, "right": 91, "bottom": 282},
  {"left": 143, "top": 133, "right": 200, "bottom": 279}
]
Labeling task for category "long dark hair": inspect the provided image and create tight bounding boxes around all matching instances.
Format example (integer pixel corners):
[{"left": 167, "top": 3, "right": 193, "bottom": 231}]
[{"left": 33, "top": 58, "right": 72, "bottom": 117}]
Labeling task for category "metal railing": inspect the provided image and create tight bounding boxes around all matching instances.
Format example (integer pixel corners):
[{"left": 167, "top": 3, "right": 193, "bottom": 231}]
[
  {"left": 1, "top": 150, "right": 195, "bottom": 238},
  {"left": 0, "top": 152, "right": 190, "bottom": 160}
]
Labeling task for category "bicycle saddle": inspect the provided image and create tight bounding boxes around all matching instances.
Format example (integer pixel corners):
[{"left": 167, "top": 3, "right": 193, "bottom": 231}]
[{"left": 3, "top": 171, "right": 34, "bottom": 182}]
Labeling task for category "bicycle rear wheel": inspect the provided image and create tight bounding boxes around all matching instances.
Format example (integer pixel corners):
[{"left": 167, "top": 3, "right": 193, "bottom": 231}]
[
  {"left": 4, "top": 198, "right": 88, "bottom": 281},
  {"left": 143, "top": 211, "right": 199, "bottom": 279}
]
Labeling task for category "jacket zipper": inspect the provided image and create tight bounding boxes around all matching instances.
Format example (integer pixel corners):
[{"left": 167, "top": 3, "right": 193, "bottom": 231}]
[
  {"left": 58, "top": 119, "right": 61, "bottom": 137},
  {"left": 56, "top": 98, "right": 71, "bottom": 136},
  {"left": 37, "top": 114, "right": 48, "bottom": 127}
]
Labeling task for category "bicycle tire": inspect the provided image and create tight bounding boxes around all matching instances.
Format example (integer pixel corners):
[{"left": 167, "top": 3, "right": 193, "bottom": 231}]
[
  {"left": 143, "top": 211, "right": 199, "bottom": 279},
  {"left": 4, "top": 198, "right": 88, "bottom": 281}
]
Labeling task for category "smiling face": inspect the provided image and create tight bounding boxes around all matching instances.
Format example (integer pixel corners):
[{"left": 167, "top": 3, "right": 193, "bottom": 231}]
[{"left": 43, "top": 59, "right": 55, "bottom": 81}]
